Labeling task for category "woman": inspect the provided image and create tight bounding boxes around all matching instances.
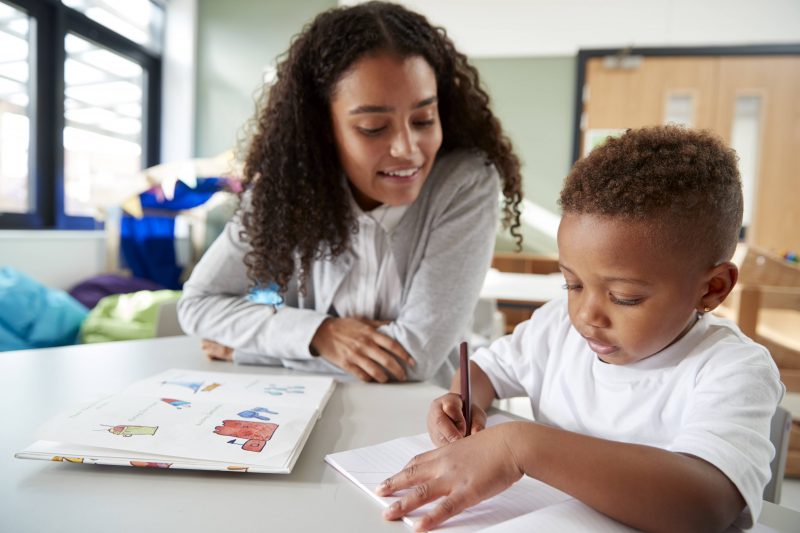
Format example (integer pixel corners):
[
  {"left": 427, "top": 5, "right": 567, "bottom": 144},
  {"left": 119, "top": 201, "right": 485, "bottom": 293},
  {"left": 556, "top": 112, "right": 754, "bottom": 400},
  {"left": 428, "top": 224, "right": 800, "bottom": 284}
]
[{"left": 178, "top": 1, "right": 523, "bottom": 386}]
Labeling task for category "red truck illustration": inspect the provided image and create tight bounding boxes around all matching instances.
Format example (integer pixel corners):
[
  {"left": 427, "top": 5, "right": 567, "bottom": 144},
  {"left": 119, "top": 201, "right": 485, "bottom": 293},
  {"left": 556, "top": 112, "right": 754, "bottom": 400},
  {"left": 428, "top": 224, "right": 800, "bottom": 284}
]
[{"left": 213, "top": 420, "right": 278, "bottom": 452}]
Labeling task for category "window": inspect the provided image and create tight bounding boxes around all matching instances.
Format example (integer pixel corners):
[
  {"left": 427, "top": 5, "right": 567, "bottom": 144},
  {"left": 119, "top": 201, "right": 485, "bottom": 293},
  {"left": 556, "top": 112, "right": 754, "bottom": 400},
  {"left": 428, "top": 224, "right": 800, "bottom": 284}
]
[
  {"left": 0, "top": 0, "right": 163, "bottom": 229},
  {"left": 0, "top": 2, "right": 31, "bottom": 215}
]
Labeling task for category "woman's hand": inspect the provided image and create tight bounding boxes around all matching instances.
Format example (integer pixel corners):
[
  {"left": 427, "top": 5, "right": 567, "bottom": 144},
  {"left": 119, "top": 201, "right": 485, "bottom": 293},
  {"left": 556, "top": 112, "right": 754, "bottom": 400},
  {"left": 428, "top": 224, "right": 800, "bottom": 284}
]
[
  {"left": 427, "top": 392, "right": 487, "bottom": 447},
  {"left": 201, "top": 339, "right": 233, "bottom": 361},
  {"left": 377, "top": 423, "right": 524, "bottom": 532},
  {"left": 311, "top": 317, "right": 415, "bottom": 382}
]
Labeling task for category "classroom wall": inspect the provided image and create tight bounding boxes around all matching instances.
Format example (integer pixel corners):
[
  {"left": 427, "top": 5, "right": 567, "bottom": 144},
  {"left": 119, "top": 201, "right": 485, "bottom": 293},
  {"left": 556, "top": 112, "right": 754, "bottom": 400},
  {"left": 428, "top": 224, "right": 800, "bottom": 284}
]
[
  {"left": 192, "top": 0, "right": 800, "bottom": 253},
  {"left": 373, "top": 0, "right": 800, "bottom": 57},
  {"left": 0, "top": 231, "right": 107, "bottom": 290},
  {"left": 195, "top": 0, "right": 337, "bottom": 158},
  {"left": 472, "top": 57, "right": 575, "bottom": 252}
]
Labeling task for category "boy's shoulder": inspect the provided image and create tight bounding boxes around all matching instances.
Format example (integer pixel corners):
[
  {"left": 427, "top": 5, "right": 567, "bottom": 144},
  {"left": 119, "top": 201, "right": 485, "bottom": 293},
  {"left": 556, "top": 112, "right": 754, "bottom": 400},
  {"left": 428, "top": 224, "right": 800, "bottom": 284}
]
[{"left": 688, "top": 313, "right": 781, "bottom": 382}]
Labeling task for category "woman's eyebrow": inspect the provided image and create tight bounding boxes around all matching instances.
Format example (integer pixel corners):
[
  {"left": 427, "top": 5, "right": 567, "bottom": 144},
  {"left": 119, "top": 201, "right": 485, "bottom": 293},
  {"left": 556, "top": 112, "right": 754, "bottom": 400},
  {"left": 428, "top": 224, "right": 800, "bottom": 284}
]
[{"left": 348, "top": 95, "right": 438, "bottom": 115}]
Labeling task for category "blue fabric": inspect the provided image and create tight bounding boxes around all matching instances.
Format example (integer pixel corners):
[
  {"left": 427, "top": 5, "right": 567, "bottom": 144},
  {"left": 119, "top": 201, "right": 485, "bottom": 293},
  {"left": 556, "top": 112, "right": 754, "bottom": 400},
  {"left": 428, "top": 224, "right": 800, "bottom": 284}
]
[
  {"left": 247, "top": 283, "right": 285, "bottom": 307},
  {"left": 0, "top": 266, "right": 89, "bottom": 351},
  {"left": 120, "top": 215, "right": 182, "bottom": 289},
  {"left": 120, "top": 177, "right": 229, "bottom": 290}
]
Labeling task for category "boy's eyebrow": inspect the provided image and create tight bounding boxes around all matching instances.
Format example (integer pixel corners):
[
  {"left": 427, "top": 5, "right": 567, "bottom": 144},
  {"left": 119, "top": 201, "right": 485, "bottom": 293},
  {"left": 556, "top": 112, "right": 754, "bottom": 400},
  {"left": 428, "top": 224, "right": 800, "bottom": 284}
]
[
  {"left": 559, "top": 263, "right": 652, "bottom": 286},
  {"left": 602, "top": 276, "right": 653, "bottom": 286},
  {"left": 348, "top": 95, "right": 438, "bottom": 115}
]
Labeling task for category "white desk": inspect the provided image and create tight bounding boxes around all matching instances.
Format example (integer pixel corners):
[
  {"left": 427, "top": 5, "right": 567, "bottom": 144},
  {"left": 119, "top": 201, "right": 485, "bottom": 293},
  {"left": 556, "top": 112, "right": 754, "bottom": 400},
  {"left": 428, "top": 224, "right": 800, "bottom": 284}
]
[
  {"left": 2, "top": 336, "right": 798, "bottom": 532},
  {"left": 480, "top": 269, "right": 564, "bottom": 306}
]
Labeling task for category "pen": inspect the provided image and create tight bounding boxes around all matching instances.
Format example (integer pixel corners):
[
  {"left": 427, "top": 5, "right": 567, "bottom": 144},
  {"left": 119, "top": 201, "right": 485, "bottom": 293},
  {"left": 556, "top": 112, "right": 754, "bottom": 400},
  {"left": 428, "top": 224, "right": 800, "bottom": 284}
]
[{"left": 460, "top": 341, "right": 472, "bottom": 437}]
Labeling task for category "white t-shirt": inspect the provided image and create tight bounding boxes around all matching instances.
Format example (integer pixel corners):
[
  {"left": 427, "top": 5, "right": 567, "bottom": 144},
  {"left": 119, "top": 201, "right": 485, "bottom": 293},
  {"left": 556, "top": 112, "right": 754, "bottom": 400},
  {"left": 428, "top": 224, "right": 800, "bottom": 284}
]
[{"left": 473, "top": 297, "right": 784, "bottom": 529}]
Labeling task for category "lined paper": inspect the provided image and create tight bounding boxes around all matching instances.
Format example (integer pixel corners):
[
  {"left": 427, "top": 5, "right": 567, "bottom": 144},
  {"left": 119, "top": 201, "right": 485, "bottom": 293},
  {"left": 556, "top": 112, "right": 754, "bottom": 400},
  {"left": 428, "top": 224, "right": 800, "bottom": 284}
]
[
  {"left": 325, "top": 415, "right": 574, "bottom": 532},
  {"left": 325, "top": 415, "right": 768, "bottom": 532}
]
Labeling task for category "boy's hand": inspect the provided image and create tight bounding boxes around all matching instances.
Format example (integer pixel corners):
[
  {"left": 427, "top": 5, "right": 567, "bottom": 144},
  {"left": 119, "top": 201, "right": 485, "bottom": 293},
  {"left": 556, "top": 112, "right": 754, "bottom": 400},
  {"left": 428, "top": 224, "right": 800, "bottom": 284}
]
[
  {"left": 311, "top": 317, "right": 415, "bottom": 383},
  {"left": 427, "top": 392, "right": 487, "bottom": 447},
  {"left": 377, "top": 424, "right": 523, "bottom": 532}
]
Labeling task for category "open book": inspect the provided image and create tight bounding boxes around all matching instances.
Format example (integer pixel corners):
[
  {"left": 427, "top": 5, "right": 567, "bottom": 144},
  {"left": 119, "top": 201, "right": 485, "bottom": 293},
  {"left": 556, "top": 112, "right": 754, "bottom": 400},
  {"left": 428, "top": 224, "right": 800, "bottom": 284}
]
[
  {"left": 325, "top": 415, "right": 767, "bottom": 532},
  {"left": 16, "top": 369, "right": 335, "bottom": 474}
]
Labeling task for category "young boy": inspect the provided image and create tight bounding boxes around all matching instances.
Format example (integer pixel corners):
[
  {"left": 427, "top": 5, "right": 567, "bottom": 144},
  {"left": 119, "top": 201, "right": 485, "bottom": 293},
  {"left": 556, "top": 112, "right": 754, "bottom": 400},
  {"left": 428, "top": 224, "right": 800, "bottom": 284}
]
[{"left": 376, "top": 126, "right": 784, "bottom": 532}]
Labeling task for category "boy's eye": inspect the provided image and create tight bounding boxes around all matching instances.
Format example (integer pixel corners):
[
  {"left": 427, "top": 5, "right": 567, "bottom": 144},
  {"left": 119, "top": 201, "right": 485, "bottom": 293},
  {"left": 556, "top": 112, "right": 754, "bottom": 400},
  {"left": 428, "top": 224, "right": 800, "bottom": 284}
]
[{"left": 609, "top": 293, "right": 643, "bottom": 306}]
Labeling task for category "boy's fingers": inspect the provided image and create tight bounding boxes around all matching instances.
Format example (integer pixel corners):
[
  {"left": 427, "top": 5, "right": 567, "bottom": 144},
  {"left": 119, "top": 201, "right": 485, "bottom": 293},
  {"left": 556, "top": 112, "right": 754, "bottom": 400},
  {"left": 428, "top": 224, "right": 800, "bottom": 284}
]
[
  {"left": 415, "top": 495, "right": 466, "bottom": 532},
  {"left": 384, "top": 480, "right": 460, "bottom": 527},
  {"left": 431, "top": 409, "right": 463, "bottom": 443},
  {"left": 441, "top": 397, "right": 464, "bottom": 422},
  {"left": 376, "top": 453, "right": 433, "bottom": 496},
  {"left": 471, "top": 409, "right": 488, "bottom": 433}
]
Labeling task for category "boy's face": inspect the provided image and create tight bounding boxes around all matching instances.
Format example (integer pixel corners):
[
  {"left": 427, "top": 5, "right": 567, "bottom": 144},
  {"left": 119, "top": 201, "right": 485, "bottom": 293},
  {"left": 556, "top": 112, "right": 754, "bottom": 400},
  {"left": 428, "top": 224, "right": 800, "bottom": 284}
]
[{"left": 557, "top": 212, "right": 706, "bottom": 365}]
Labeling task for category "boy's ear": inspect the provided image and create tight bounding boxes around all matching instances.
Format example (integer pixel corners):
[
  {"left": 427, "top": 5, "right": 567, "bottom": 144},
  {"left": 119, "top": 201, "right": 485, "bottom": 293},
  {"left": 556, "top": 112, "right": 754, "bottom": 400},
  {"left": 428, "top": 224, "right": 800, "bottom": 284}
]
[{"left": 697, "top": 261, "right": 738, "bottom": 313}]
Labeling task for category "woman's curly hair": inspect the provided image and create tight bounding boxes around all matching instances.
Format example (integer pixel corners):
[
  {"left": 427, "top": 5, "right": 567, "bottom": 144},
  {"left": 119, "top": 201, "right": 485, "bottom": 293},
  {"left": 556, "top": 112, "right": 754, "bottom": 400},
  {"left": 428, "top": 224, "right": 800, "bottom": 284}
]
[{"left": 240, "top": 1, "right": 522, "bottom": 293}]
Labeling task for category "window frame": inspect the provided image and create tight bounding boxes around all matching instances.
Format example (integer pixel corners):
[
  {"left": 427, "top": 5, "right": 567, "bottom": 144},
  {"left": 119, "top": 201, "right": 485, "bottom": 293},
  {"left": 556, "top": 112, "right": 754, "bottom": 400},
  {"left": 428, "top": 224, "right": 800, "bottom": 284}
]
[{"left": 0, "top": 0, "right": 162, "bottom": 229}]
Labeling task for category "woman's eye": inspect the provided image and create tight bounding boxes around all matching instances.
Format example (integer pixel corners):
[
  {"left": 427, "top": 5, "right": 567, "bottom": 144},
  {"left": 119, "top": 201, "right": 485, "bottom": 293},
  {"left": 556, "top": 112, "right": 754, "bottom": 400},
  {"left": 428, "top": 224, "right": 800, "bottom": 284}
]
[
  {"left": 609, "top": 294, "right": 643, "bottom": 306},
  {"left": 356, "top": 126, "right": 386, "bottom": 136},
  {"left": 561, "top": 283, "right": 582, "bottom": 292},
  {"left": 413, "top": 119, "right": 435, "bottom": 128}
]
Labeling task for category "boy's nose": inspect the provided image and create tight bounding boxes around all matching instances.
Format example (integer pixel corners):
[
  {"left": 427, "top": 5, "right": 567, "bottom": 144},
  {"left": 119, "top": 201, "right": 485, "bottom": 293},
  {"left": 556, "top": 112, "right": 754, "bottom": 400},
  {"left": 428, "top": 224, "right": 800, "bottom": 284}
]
[{"left": 577, "top": 297, "right": 610, "bottom": 329}]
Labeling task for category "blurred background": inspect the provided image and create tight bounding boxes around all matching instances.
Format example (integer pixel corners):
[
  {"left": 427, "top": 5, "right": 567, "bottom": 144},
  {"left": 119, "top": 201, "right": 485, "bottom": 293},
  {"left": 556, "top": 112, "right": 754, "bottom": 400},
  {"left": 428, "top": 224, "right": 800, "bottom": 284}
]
[{"left": 0, "top": 0, "right": 799, "bottom": 508}]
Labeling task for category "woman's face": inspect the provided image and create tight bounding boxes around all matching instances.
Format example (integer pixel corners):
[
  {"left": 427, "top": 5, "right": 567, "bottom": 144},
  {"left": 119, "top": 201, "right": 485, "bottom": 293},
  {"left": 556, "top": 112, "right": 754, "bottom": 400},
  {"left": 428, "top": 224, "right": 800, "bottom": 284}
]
[{"left": 329, "top": 52, "right": 443, "bottom": 211}]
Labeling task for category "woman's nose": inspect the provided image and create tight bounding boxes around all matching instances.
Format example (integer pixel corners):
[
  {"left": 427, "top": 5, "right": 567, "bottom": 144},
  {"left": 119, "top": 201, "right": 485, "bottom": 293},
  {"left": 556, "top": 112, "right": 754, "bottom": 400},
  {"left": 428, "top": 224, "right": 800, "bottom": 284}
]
[{"left": 390, "top": 127, "right": 416, "bottom": 158}]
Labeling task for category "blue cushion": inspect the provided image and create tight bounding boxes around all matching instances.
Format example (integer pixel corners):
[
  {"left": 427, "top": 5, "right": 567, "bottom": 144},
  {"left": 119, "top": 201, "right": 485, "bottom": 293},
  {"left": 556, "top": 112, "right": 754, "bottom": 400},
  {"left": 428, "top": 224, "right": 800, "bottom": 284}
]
[{"left": 0, "top": 266, "right": 89, "bottom": 351}]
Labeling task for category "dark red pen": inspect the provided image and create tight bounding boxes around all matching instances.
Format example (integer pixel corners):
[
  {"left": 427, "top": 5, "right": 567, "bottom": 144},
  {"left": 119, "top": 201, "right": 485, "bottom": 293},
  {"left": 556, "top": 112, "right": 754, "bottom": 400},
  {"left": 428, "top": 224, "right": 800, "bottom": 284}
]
[{"left": 460, "top": 341, "right": 472, "bottom": 436}]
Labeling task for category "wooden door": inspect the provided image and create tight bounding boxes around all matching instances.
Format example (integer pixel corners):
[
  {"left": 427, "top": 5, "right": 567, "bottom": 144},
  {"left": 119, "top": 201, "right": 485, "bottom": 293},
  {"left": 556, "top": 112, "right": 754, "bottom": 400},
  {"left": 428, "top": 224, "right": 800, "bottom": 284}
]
[{"left": 581, "top": 54, "right": 800, "bottom": 253}]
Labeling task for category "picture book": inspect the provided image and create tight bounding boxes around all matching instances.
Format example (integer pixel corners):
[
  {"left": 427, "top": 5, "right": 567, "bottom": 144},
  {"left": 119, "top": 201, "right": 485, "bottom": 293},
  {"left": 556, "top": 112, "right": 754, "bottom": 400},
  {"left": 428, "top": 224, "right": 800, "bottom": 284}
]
[
  {"left": 16, "top": 369, "right": 336, "bottom": 474},
  {"left": 324, "top": 415, "right": 764, "bottom": 532}
]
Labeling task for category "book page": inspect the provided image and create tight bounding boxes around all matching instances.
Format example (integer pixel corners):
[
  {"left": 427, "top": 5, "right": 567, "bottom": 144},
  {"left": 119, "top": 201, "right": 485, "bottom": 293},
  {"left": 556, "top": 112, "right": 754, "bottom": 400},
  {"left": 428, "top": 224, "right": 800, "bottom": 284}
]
[
  {"left": 325, "top": 415, "right": 573, "bottom": 532},
  {"left": 123, "top": 369, "right": 335, "bottom": 409},
  {"left": 21, "top": 369, "right": 335, "bottom": 471}
]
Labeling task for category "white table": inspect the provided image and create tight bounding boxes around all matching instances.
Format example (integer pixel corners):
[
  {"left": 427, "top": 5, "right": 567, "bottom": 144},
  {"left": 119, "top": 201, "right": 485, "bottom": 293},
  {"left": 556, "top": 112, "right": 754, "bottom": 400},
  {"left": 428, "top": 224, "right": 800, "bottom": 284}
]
[
  {"left": 2, "top": 336, "right": 798, "bottom": 532},
  {"left": 480, "top": 269, "right": 565, "bottom": 306}
]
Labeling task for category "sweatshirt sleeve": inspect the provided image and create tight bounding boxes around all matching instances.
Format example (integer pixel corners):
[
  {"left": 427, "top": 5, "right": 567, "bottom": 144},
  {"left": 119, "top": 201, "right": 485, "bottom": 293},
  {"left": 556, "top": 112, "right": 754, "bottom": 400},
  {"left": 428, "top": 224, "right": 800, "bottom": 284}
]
[
  {"left": 177, "top": 212, "right": 329, "bottom": 362},
  {"left": 383, "top": 152, "right": 499, "bottom": 382}
]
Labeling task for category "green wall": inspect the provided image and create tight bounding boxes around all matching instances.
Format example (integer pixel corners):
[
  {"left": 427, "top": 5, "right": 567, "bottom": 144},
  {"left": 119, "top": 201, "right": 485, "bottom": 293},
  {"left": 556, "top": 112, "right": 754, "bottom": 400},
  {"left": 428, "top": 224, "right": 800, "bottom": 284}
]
[
  {"left": 194, "top": 5, "right": 576, "bottom": 253},
  {"left": 473, "top": 57, "right": 576, "bottom": 253},
  {"left": 195, "top": 0, "right": 337, "bottom": 157}
]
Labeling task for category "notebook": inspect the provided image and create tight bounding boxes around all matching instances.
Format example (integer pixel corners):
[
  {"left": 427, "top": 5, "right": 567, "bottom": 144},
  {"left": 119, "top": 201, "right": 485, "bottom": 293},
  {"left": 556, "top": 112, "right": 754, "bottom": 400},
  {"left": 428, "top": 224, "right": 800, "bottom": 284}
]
[
  {"left": 324, "top": 415, "right": 768, "bottom": 532},
  {"left": 16, "top": 369, "right": 336, "bottom": 474}
]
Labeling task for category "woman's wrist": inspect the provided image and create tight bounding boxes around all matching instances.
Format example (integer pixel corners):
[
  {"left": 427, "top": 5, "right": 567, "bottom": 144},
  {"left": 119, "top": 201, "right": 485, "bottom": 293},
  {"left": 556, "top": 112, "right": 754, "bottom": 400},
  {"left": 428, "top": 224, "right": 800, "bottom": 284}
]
[{"left": 309, "top": 317, "right": 333, "bottom": 357}]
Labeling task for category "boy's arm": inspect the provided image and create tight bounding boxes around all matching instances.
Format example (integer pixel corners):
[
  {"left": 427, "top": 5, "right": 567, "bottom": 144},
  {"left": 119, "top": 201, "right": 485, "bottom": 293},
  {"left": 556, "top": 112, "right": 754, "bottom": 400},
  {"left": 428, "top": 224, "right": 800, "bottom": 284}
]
[
  {"left": 507, "top": 422, "right": 744, "bottom": 533},
  {"left": 380, "top": 421, "right": 744, "bottom": 533}
]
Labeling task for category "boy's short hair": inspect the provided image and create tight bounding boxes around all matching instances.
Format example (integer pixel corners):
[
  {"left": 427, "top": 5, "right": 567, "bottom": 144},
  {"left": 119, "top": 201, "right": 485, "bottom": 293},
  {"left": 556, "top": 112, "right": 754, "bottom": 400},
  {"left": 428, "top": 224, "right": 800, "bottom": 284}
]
[{"left": 559, "top": 125, "right": 743, "bottom": 267}]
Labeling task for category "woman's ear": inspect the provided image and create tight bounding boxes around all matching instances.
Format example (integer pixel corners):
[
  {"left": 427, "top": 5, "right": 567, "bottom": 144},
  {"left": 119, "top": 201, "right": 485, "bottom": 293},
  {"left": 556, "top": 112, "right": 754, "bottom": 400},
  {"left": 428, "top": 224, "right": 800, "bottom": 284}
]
[{"left": 697, "top": 261, "right": 739, "bottom": 313}]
